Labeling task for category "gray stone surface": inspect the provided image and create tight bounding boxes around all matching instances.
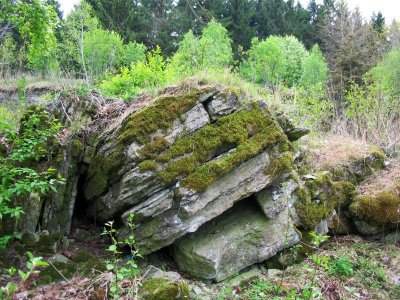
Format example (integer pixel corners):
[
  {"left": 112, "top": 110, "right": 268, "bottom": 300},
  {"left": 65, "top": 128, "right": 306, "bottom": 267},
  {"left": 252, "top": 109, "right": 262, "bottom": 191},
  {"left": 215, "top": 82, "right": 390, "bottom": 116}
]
[
  {"left": 121, "top": 189, "right": 174, "bottom": 222},
  {"left": 384, "top": 232, "right": 400, "bottom": 245},
  {"left": 256, "top": 179, "right": 298, "bottom": 219},
  {"left": 206, "top": 92, "right": 238, "bottom": 121},
  {"left": 173, "top": 201, "right": 300, "bottom": 281},
  {"left": 130, "top": 150, "right": 276, "bottom": 255},
  {"left": 49, "top": 254, "right": 71, "bottom": 264},
  {"left": 353, "top": 219, "right": 394, "bottom": 236}
]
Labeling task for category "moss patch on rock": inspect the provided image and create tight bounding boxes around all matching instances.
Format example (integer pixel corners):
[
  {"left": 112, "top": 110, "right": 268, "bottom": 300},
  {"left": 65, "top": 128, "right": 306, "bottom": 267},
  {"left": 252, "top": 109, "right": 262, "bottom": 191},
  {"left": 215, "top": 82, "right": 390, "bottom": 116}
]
[
  {"left": 295, "top": 172, "right": 356, "bottom": 230},
  {"left": 119, "top": 91, "right": 201, "bottom": 145},
  {"left": 350, "top": 185, "right": 400, "bottom": 225},
  {"left": 156, "top": 108, "right": 285, "bottom": 192},
  {"left": 131, "top": 106, "right": 286, "bottom": 192},
  {"left": 140, "top": 278, "right": 189, "bottom": 300},
  {"left": 264, "top": 152, "right": 294, "bottom": 178},
  {"left": 38, "top": 250, "right": 105, "bottom": 285}
]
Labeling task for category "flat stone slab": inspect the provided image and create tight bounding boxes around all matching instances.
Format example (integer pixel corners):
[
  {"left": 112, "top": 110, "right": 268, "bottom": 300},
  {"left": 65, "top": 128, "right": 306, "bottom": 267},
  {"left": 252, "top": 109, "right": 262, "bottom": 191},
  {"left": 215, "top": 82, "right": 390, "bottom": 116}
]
[{"left": 172, "top": 200, "right": 300, "bottom": 281}]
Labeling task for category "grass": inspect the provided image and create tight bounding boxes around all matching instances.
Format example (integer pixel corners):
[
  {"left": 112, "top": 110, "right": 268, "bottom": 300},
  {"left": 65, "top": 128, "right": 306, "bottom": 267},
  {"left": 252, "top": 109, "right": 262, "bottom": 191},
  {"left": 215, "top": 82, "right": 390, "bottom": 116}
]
[
  {"left": 357, "top": 159, "right": 400, "bottom": 196},
  {"left": 215, "top": 236, "right": 400, "bottom": 300},
  {"left": 300, "top": 134, "right": 381, "bottom": 173}
]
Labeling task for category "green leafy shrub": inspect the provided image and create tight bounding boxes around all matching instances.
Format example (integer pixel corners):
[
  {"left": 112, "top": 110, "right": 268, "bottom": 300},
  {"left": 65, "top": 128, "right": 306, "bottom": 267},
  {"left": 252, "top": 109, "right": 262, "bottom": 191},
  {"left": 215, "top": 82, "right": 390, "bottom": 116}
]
[
  {"left": 11, "top": 0, "right": 59, "bottom": 73},
  {"left": 300, "top": 44, "right": 328, "bottom": 87},
  {"left": 102, "top": 213, "right": 141, "bottom": 299},
  {"left": 122, "top": 42, "right": 146, "bottom": 66},
  {"left": 167, "top": 20, "right": 233, "bottom": 78},
  {"left": 99, "top": 47, "right": 167, "bottom": 100},
  {"left": 369, "top": 49, "right": 400, "bottom": 96},
  {"left": 241, "top": 35, "right": 307, "bottom": 88},
  {"left": 279, "top": 36, "right": 308, "bottom": 87},
  {"left": 0, "top": 107, "right": 64, "bottom": 249},
  {"left": 84, "top": 28, "right": 124, "bottom": 79},
  {"left": 329, "top": 256, "right": 354, "bottom": 278},
  {"left": 344, "top": 79, "right": 400, "bottom": 146},
  {"left": 0, "top": 251, "right": 48, "bottom": 298},
  {"left": 240, "top": 36, "right": 284, "bottom": 87},
  {"left": 285, "top": 84, "right": 333, "bottom": 131},
  {"left": 0, "top": 35, "right": 18, "bottom": 77}
]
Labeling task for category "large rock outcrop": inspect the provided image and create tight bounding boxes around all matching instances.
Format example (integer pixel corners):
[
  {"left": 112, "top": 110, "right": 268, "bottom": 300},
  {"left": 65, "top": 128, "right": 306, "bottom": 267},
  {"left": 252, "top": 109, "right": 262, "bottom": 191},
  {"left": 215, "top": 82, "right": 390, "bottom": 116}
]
[
  {"left": 80, "top": 85, "right": 297, "bottom": 257},
  {"left": 9, "top": 82, "right": 397, "bottom": 281}
]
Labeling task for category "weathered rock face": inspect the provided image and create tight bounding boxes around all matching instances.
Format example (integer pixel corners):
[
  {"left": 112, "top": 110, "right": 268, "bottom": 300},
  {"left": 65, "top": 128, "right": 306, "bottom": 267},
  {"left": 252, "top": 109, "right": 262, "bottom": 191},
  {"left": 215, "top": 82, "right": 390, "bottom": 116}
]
[
  {"left": 11, "top": 83, "right": 396, "bottom": 281},
  {"left": 80, "top": 85, "right": 296, "bottom": 257},
  {"left": 173, "top": 200, "right": 300, "bottom": 281}
]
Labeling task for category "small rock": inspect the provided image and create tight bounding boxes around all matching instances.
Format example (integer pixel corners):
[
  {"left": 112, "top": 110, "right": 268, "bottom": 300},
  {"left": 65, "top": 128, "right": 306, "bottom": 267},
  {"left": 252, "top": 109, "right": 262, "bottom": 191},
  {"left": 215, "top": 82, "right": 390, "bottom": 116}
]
[
  {"left": 21, "top": 232, "right": 40, "bottom": 247},
  {"left": 140, "top": 277, "right": 189, "bottom": 300},
  {"left": 286, "top": 127, "right": 310, "bottom": 141},
  {"left": 226, "top": 266, "right": 261, "bottom": 287},
  {"left": 49, "top": 254, "right": 71, "bottom": 264},
  {"left": 267, "top": 269, "right": 282, "bottom": 278},
  {"left": 384, "top": 232, "right": 400, "bottom": 245},
  {"left": 73, "top": 228, "right": 95, "bottom": 242}
]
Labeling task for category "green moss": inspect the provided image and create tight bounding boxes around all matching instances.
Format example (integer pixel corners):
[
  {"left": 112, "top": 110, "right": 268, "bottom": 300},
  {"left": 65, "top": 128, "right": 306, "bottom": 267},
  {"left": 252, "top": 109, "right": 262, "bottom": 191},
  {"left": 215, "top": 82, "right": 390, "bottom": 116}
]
[
  {"left": 369, "top": 146, "right": 385, "bottom": 167},
  {"left": 139, "top": 160, "right": 158, "bottom": 172},
  {"left": 85, "top": 150, "right": 125, "bottom": 199},
  {"left": 295, "top": 172, "right": 355, "bottom": 230},
  {"left": 333, "top": 181, "right": 356, "bottom": 207},
  {"left": 350, "top": 185, "right": 400, "bottom": 225},
  {"left": 70, "top": 139, "right": 84, "bottom": 157},
  {"left": 148, "top": 108, "right": 286, "bottom": 192},
  {"left": 84, "top": 171, "right": 108, "bottom": 200},
  {"left": 38, "top": 251, "right": 105, "bottom": 285},
  {"left": 264, "top": 152, "right": 294, "bottom": 178},
  {"left": 139, "top": 136, "right": 170, "bottom": 159},
  {"left": 140, "top": 278, "right": 189, "bottom": 300},
  {"left": 119, "top": 92, "right": 200, "bottom": 145}
]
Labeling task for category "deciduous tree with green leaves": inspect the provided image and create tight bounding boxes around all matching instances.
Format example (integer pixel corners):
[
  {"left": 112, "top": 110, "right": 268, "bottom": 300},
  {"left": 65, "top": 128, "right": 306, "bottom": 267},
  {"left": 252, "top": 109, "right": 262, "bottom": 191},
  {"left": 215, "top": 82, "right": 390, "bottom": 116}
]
[
  {"left": 240, "top": 36, "right": 284, "bottom": 88},
  {"left": 83, "top": 28, "right": 124, "bottom": 79},
  {"left": 168, "top": 20, "right": 233, "bottom": 78},
  {"left": 11, "top": 0, "right": 60, "bottom": 74},
  {"left": 300, "top": 44, "right": 328, "bottom": 87}
]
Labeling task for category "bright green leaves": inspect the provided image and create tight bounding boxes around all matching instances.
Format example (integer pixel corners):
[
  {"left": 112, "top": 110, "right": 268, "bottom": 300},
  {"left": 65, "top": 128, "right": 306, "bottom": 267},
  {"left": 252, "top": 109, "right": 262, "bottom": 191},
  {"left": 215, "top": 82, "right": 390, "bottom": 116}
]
[
  {"left": 241, "top": 35, "right": 309, "bottom": 88},
  {"left": 10, "top": 0, "right": 59, "bottom": 73},
  {"left": 300, "top": 45, "right": 328, "bottom": 87},
  {"left": 0, "top": 107, "right": 64, "bottom": 249},
  {"left": 83, "top": 29, "right": 124, "bottom": 78},
  {"left": 168, "top": 20, "right": 234, "bottom": 78}
]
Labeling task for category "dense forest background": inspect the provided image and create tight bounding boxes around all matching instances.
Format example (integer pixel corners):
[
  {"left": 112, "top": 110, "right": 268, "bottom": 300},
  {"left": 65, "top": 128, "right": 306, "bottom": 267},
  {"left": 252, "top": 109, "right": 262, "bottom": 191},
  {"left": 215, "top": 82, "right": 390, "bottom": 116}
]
[{"left": 1, "top": 0, "right": 400, "bottom": 147}]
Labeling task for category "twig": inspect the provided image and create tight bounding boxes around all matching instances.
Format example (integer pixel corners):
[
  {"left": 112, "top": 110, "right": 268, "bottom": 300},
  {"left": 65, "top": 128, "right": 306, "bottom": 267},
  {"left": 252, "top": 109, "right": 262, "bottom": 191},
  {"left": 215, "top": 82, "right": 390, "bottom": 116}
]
[{"left": 48, "top": 260, "right": 71, "bottom": 283}]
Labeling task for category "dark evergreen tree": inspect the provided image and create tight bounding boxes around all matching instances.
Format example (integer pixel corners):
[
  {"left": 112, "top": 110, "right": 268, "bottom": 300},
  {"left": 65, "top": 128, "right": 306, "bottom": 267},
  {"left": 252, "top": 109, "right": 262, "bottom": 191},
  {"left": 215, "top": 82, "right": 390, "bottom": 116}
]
[
  {"left": 372, "top": 12, "right": 385, "bottom": 33},
  {"left": 225, "top": 0, "right": 256, "bottom": 55},
  {"left": 87, "top": 0, "right": 144, "bottom": 42}
]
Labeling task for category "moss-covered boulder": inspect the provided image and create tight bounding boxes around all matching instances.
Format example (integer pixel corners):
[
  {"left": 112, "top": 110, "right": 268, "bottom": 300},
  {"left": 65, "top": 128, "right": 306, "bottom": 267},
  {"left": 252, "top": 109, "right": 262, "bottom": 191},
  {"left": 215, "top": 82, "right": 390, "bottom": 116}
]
[
  {"left": 350, "top": 185, "right": 400, "bottom": 235},
  {"left": 293, "top": 172, "right": 356, "bottom": 231},
  {"left": 348, "top": 160, "right": 400, "bottom": 235},
  {"left": 76, "top": 84, "right": 302, "bottom": 255},
  {"left": 140, "top": 278, "right": 189, "bottom": 300}
]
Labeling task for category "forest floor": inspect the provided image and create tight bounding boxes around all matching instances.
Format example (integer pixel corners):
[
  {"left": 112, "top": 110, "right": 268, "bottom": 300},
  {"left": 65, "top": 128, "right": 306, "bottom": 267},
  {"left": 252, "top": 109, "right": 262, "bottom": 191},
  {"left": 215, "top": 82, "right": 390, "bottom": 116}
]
[{"left": 3, "top": 235, "right": 399, "bottom": 299}]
